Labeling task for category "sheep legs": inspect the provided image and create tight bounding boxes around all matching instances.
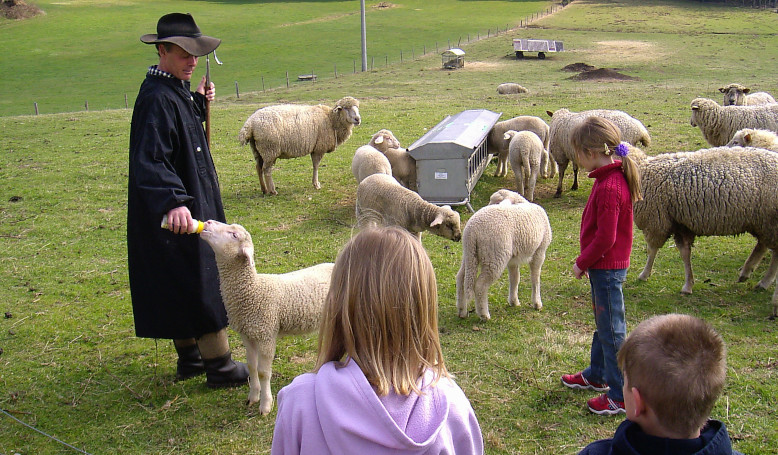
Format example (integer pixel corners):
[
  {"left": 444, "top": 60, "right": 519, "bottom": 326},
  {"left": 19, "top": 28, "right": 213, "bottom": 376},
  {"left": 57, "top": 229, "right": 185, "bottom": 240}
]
[
  {"left": 738, "top": 242, "right": 778, "bottom": 290},
  {"left": 676, "top": 234, "right": 695, "bottom": 295},
  {"left": 554, "top": 160, "right": 578, "bottom": 197},
  {"left": 242, "top": 334, "right": 276, "bottom": 415},
  {"left": 311, "top": 152, "right": 324, "bottom": 190},
  {"left": 474, "top": 266, "right": 501, "bottom": 321}
]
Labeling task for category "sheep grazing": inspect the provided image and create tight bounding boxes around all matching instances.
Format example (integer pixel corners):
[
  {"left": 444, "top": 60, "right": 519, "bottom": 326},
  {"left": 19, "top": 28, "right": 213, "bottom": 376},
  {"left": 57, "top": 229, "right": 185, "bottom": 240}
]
[
  {"left": 629, "top": 146, "right": 778, "bottom": 318},
  {"left": 503, "top": 130, "right": 546, "bottom": 202},
  {"left": 238, "top": 96, "right": 361, "bottom": 195},
  {"left": 719, "top": 83, "right": 776, "bottom": 106},
  {"left": 689, "top": 97, "right": 778, "bottom": 147},
  {"left": 200, "top": 220, "right": 335, "bottom": 414},
  {"left": 355, "top": 173, "right": 461, "bottom": 241},
  {"left": 351, "top": 129, "right": 402, "bottom": 184},
  {"left": 487, "top": 115, "right": 551, "bottom": 178},
  {"left": 368, "top": 129, "right": 418, "bottom": 191},
  {"left": 497, "top": 83, "right": 529, "bottom": 95},
  {"left": 726, "top": 128, "right": 778, "bottom": 152},
  {"left": 456, "top": 191, "right": 552, "bottom": 321},
  {"left": 546, "top": 108, "right": 651, "bottom": 197}
]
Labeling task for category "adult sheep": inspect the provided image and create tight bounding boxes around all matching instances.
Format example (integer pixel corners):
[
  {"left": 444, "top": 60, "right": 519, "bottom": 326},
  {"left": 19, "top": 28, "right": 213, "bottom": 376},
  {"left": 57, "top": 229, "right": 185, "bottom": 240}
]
[
  {"left": 456, "top": 190, "right": 552, "bottom": 321},
  {"left": 630, "top": 146, "right": 778, "bottom": 318},
  {"left": 238, "top": 96, "right": 361, "bottom": 195},
  {"left": 726, "top": 128, "right": 778, "bottom": 151},
  {"left": 200, "top": 220, "right": 334, "bottom": 414},
  {"left": 546, "top": 108, "right": 651, "bottom": 197},
  {"left": 689, "top": 97, "right": 778, "bottom": 147},
  {"left": 497, "top": 83, "right": 529, "bottom": 95},
  {"left": 719, "top": 83, "right": 776, "bottom": 106},
  {"left": 487, "top": 115, "right": 551, "bottom": 178},
  {"left": 504, "top": 130, "right": 546, "bottom": 202},
  {"left": 356, "top": 173, "right": 461, "bottom": 242}
]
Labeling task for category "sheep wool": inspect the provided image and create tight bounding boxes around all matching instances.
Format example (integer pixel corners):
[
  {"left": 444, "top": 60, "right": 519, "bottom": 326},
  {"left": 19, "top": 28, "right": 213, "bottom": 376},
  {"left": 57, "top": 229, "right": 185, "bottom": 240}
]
[
  {"left": 456, "top": 191, "right": 552, "bottom": 321},
  {"left": 356, "top": 173, "right": 461, "bottom": 241},
  {"left": 690, "top": 97, "right": 778, "bottom": 147},
  {"left": 351, "top": 144, "right": 392, "bottom": 184},
  {"left": 368, "top": 129, "right": 418, "bottom": 191},
  {"left": 486, "top": 116, "right": 551, "bottom": 178},
  {"left": 546, "top": 108, "right": 651, "bottom": 197},
  {"left": 719, "top": 83, "right": 776, "bottom": 106},
  {"left": 200, "top": 221, "right": 334, "bottom": 415},
  {"left": 630, "top": 146, "right": 778, "bottom": 318},
  {"left": 496, "top": 83, "right": 529, "bottom": 95},
  {"left": 238, "top": 96, "right": 361, "bottom": 195},
  {"left": 505, "top": 130, "right": 546, "bottom": 202},
  {"left": 726, "top": 128, "right": 778, "bottom": 152}
]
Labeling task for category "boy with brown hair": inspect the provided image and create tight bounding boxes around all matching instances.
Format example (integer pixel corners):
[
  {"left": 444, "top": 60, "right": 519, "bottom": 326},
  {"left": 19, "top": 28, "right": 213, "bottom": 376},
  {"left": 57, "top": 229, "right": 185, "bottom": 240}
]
[{"left": 579, "top": 313, "right": 744, "bottom": 454}]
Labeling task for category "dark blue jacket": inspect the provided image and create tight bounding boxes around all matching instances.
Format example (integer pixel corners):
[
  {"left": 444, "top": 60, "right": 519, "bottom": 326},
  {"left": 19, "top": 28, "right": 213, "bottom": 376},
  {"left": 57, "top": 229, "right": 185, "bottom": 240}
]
[{"left": 579, "top": 419, "right": 744, "bottom": 455}]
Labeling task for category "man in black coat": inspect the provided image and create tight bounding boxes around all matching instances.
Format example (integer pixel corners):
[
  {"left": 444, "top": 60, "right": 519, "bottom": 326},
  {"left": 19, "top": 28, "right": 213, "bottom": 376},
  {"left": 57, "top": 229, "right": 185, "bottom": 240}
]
[{"left": 128, "top": 13, "right": 247, "bottom": 388}]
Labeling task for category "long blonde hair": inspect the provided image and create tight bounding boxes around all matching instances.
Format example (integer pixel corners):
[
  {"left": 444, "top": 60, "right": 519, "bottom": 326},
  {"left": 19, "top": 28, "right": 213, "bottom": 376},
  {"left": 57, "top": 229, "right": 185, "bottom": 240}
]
[
  {"left": 570, "top": 116, "right": 643, "bottom": 202},
  {"left": 315, "top": 226, "right": 448, "bottom": 396}
]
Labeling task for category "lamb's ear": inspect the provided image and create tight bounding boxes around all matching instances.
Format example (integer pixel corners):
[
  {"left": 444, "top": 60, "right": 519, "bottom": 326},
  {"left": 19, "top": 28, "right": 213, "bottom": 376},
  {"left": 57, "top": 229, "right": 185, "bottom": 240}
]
[
  {"left": 430, "top": 212, "right": 445, "bottom": 227},
  {"left": 744, "top": 132, "right": 752, "bottom": 144},
  {"left": 743, "top": 88, "right": 751, "bottom": 94},
  {"left": 718, "top": 87, "right": 726, "bottom": 93},
  {"left": 241, "top": 245, "right": 255, "bottom": 267},
  {"left": 333, "top": 105, "right": 343, "bottom": 113},
  {"left": 546, "top": 110, "right": 554, "bottom": 117},
  {"left": 374, "top": 135, "right": 384, "bottom": 144}
]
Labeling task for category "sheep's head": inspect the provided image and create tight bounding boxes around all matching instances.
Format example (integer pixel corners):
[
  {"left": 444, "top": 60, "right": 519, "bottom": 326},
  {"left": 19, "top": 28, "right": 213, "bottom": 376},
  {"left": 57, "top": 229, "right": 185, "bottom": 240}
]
[
  {"left": 727, "top": 128, "right": 756, "bottom": 147},
  {"left": 334, "top": 96, "right": 361, "bottom": 126},
  {"left": 689, "top": 98, "right": 716, "bottom": 127},
  {"left": 200, "top": 220, "right": 255, "bottom": 268},
  {"left": 369, "top": 129, "right": 401, "bottom": 152},
  {"left": 489, "top": 189, "right": 527, "bottom": 205},
  {"left": 719, "top": 83, "right": 749, "bottom": 106},
  {"left": 428, "top": 206, "right": 462, "bottom": 241},
  {"left": 502, "top": 130, "right": 518, "bottom": 143}
]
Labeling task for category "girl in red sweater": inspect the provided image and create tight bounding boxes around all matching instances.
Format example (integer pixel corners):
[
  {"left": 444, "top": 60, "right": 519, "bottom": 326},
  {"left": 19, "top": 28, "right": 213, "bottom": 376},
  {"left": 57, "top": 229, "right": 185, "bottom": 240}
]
[{"left": 561, "top": 116, "right": 642, "bottom": 415}]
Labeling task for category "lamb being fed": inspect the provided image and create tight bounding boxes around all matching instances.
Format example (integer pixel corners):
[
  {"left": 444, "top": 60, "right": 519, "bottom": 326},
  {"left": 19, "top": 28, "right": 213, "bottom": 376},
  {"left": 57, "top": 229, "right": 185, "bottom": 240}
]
[
  {"left": 546, "top": 108, "right": 651, "bottom": 197},
  {"left": 689, "top": 97, "right": 778, "bottom": 147},
  {"left": 487, "top": 115, "right": 550, "bottom": 178},
  {"left": 200, "top": 220, "right": 334, "bottom": 414},
  {"left": 719, "top": 83, "right": 776, "bottom": 106},
  {"left": 238, "top": 96, "right": 361, "bottom": 195},
  {"left": 630, "top": 146, "right": 778, "bottom": 318},
  {"left": 355, "top": 173, "right": 461, "bottom": 241},
  {"left": 456, "top": 190, "right": 552, "bottom": 321},
  {"left": 505, "top": 130, "right": 546, "bottom": 202}
]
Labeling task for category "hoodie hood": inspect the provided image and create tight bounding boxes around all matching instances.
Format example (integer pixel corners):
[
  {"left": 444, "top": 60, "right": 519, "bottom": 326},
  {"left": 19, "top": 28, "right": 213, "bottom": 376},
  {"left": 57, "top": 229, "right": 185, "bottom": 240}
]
[{"left": 315, "top": 359, "right": 450, "bottom": 452}]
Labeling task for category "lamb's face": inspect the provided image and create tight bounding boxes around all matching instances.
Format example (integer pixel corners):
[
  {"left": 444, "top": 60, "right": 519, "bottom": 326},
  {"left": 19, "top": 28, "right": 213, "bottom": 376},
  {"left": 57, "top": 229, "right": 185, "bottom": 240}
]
[
  {"left": 429, "top": 207, "right": 462, "bottom": 241},
  {"left": 726, "top": 129, "right": 752, "bottom": 147},
  {"left": 200, "top": 220, "right": 254, "bottom": 259}
]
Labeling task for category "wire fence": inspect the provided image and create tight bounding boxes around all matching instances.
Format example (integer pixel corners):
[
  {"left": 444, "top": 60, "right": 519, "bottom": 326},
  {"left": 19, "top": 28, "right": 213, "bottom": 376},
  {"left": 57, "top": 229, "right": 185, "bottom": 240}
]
[{"left": 29, "top": 5, "right": 565, "bottom": 115}]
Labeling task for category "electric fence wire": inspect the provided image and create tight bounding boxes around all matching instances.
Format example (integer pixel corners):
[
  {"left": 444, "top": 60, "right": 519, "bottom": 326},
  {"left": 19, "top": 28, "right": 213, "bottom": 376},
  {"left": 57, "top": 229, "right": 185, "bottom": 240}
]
[{"left": 1, "top": 408, "right": 93, "bottom": 454}]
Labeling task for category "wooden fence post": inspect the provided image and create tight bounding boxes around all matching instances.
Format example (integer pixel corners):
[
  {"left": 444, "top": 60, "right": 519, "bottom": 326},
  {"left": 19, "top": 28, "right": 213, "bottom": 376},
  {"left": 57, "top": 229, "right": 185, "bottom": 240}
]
[
  {"left": 235, "top": 81, "right": 240, "bottom": 99},
  {"left": 34, "top": 102, "right": 38, "bottom": 115}
]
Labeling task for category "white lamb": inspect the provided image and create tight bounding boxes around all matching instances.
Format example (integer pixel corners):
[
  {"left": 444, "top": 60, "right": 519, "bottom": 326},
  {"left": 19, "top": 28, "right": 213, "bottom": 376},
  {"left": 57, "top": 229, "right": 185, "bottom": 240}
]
[
  {"left": 486, "top": 115, "right": 551, "bottom": 178},
  {"left": 355, "top": 173, "right": 461, "bottom": 241},
  {"left": 496, "top": 83, "right": 529, "bottom": 95},
  {"left": 489, "top": 188, "right": 526, "bottom": 205},
  {"left": 719, "top": 83, "right": 776, "bottom": 106},
  {"left": 546, "top": 108, "right": 651, "bottom": 197},
  {"left": 351, "top": 130, "right": 392, "bottom": 183},
  {"left": 726, "top": 128, "right": 778, "bottom": 151},
  {"left": 238, "top": 96, "right": 361, "bottom": 195},
  {"left": 689, "top": 97, "right": 778, "bottom": 147},
  {"left": 456, "top": 191, "right": 552, "bottom": 321},
  {"left": 369, "top": 129, "right": 418, "bottom": 191},
  {"left": 505, "top": 130, "right": 546, "bottom": 202},
  {"left": 200, "top": 220, "right": 334, "bottom": 415}
]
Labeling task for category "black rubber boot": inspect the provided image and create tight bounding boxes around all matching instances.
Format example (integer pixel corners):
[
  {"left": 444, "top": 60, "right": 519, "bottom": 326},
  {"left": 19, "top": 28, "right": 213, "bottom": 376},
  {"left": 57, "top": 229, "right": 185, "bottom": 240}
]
[
  {"left": 174, "top": 343, "right": 205, "bottom": 381},
  {"left": 203, "top": 351, "right": 249, "bottom": 389}
]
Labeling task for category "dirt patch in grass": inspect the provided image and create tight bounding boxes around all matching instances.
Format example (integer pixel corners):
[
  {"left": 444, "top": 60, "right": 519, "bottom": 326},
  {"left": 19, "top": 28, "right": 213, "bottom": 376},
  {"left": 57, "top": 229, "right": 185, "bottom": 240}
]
[
  {"left": 594, "top": 40, "right": 664, "bottom": 62},
  {"left": 562, "top": 62, "right": 596, "bottom": 72},
  {"left": 568, "top": 67, "right": 640, "bottom": 82},
  {"left": 1, "top": 0, "right": 44, "bottom": 19}
]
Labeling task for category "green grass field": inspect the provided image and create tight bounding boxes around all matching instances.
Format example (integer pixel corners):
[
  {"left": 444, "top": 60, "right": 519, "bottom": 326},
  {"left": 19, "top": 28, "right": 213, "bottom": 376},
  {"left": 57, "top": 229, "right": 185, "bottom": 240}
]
[{"left": 1, "top": 0, "right": 778, "bottom": 454}]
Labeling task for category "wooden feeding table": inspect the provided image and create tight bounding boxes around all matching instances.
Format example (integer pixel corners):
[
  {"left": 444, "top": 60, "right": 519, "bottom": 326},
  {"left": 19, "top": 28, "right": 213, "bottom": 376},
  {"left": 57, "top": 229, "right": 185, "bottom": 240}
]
[
  {"left": 512, "top": 39, "right": 564, "bottom": 59},
  {"left": 407, "top": 109, "right": 501, "bottom": 212}
]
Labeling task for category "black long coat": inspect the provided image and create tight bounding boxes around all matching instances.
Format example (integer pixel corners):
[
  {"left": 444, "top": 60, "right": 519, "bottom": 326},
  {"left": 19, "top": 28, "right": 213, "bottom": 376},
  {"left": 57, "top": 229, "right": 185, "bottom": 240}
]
[{"left": 127, "top": 71, "right": 228, "bottom": 339}]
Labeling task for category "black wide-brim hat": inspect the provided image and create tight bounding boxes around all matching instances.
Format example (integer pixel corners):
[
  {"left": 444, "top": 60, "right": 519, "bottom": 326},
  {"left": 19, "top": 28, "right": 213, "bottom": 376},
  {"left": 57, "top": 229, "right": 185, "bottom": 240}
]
[{"left": 140, "top": 13, "right": 220, "bottom": 57}]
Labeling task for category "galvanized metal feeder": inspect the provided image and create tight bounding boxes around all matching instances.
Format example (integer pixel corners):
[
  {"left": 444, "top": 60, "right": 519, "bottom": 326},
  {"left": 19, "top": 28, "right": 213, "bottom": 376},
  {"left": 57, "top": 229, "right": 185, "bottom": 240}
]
[
  {"left": 407, "top": 109, "right": 501, "bottom": 212},
  {"left": 441, "top": 48, "right": 465, "bottom": 69}
]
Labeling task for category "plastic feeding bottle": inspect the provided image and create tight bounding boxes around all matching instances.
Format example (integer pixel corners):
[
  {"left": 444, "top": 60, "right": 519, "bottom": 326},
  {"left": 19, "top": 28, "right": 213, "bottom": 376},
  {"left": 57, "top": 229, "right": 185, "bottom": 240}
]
[{"left": 160, "top": 214, "right": 204, "bottom": 234}]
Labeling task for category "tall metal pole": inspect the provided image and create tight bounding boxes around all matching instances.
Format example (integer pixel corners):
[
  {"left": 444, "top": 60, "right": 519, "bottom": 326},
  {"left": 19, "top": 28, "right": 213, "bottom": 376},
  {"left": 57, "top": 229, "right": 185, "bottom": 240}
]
[{"left": 360, "top": 0, "right": 367, "bottom": 71}]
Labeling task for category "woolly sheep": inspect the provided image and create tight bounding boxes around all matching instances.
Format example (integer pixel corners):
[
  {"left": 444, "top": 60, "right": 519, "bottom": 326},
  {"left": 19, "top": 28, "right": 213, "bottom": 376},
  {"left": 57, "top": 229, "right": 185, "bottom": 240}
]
[
  {"left": 546, "top": 108, "right": 651, "bottom": 197},
  {"left": 351, "top": 137, "right": 392, "bottom": 184},
  {"left": 719, "top": 83, "right": 776, "bottom": 106},
  {"left": 497, "top": 83, "right": 529, "bottom": 95},
  {"left": 629, "top": 146, "right": 778, "bottom": 318},
  {"left": 238, "top": 96, "right": 361, "bottom": 195},
  {"left": 726, "top": 128, "right": 778, "bottom": 151},
  {"left": 689, "top": 97, "right": 778, "bottom": 147},
  {"left": 487, "top": 116, "right": 551, "bottom": 178},
  {"left": 355, "top": 173, "right": 462, "bottom": 241},
  {"left": 489, "top": 188, "right": 526, "bottom": 205},
  {"left": 456, "top": 190, "right": 552, "bottom": 321},
  {"left": 200, "top": 220, "right": 334, "bottom": 414},
  {"left": 369, "top": 129, "right": 418, "bottom": 191},
  {"left": 505, "top": 130, "right": 545, "bottom": 202}
]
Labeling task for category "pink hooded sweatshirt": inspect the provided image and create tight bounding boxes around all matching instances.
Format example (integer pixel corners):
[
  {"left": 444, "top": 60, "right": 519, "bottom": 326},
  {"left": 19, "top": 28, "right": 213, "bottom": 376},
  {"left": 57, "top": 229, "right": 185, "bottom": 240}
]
[{"left": 271, "top": 359, "right": 484, "bottom": 455}]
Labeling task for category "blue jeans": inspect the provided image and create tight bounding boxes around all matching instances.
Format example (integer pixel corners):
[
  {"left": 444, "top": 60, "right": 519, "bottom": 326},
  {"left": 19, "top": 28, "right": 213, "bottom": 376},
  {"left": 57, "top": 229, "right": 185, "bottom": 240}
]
[{"left": 582, "top": 268, "right": 627, "bottom": 402}]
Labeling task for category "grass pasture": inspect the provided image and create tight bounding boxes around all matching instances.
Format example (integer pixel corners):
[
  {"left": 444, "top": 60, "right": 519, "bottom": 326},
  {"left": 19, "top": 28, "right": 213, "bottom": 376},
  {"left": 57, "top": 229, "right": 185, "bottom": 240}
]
[{"left": 1, "top": 0, "right": 778, "bottom": 454}]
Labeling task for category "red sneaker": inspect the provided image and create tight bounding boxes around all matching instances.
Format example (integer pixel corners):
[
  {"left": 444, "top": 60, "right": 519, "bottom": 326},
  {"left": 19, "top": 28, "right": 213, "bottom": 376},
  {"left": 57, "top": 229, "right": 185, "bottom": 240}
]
[
  {"left": 561, "top": 372, "right": 609, "bottom": 392},
  {"left": 587, "top": 393, "right": 626, "bottom": 415}
]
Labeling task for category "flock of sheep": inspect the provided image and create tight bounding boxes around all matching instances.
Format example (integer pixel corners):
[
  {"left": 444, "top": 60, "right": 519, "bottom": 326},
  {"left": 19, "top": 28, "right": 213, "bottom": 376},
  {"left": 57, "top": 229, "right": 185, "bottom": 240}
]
[{"left": 205, "top": 83, "right": 777, "bottom": 414}]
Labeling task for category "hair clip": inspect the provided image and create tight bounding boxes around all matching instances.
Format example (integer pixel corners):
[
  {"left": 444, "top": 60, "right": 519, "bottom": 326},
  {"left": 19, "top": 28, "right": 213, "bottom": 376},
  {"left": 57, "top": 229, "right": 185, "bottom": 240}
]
[
  {"left": 615, "top": 142, "right": 629, "bottom": 157},
  {"left": 603, "top": 143, "right": 611, "bottom": 155}
]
